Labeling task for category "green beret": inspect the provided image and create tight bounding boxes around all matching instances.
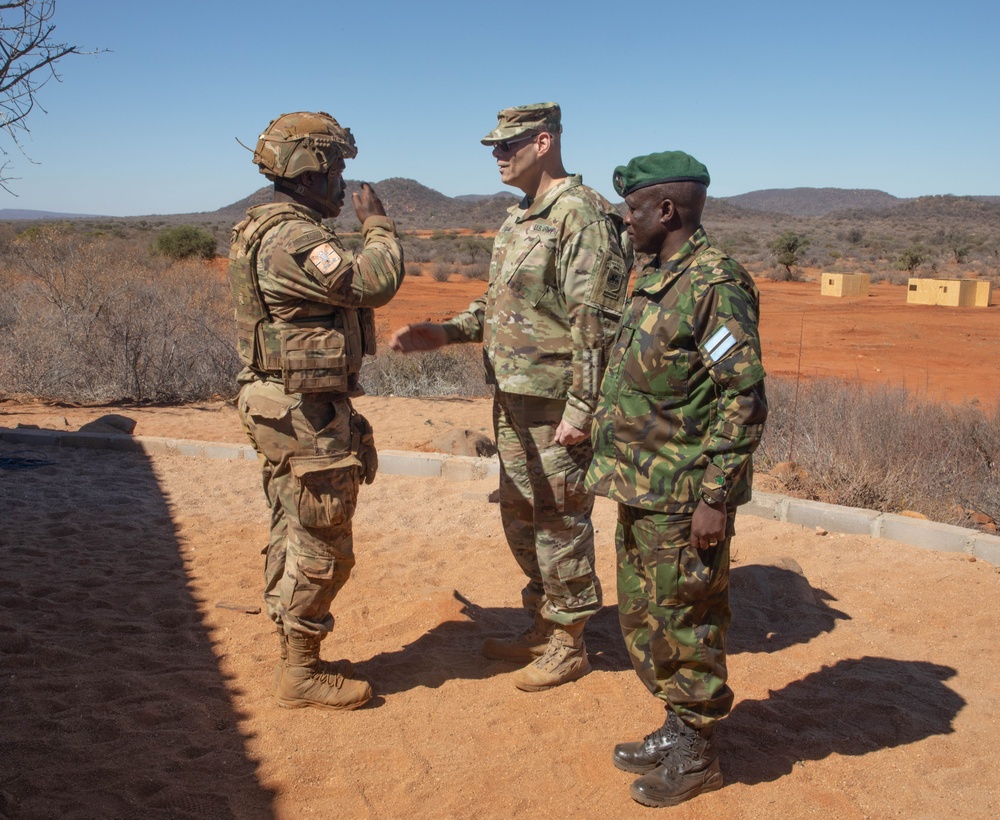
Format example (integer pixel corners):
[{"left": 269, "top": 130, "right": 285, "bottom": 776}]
[
  {"left": 612, "top": 151, "right": 710, "bottom": 197},
  {"left": 481, "top": 102, "right": 562, "bottom": 145}
]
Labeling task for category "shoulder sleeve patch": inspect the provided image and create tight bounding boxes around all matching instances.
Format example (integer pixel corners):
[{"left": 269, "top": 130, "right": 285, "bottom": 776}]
[
  {"left": 308, "top": 243, "right": 343, "bottom": 275},
  {"left": 587, "top": 249, "right": 629, "bottom": 315}
]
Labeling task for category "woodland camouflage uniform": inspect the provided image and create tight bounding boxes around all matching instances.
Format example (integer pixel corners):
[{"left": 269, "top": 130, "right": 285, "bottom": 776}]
[
  {"left": 587, "top": 225, "right": 767, "bottom": 728},
  {"left": 443, "top": 173, "right": 629, "bottom": 629}
]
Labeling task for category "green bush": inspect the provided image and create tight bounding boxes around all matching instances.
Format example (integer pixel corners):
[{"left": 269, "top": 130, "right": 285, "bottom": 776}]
[{"left": 153, "top": 225, "right": 218, "bottom": 261}]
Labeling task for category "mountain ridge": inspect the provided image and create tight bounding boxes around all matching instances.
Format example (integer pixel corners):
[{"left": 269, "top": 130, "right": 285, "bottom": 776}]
[{"left": 4, "top": 183, "right": 999, "bottom": 225}]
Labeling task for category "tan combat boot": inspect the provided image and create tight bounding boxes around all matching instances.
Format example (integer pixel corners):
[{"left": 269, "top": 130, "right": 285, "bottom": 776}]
[
  {"left": 511, "top": 622, "right": 591, "bottom": 692},
  {"left": 482, "top": 613, "right": 554, "bottom": 662},
  {"left": 275, "top": 632, "right": 372, "bottom": 711},
  {"left": 273, "top": 627, "right": 354, "bottom": 690}
]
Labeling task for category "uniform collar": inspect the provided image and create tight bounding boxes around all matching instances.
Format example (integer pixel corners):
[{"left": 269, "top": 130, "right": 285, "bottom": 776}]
[
  {"left": 510, "top": 174, "right": 582, "bottom": 221},
  {"left": 633, "top": 226, "right": 710, "bottom": 295}
]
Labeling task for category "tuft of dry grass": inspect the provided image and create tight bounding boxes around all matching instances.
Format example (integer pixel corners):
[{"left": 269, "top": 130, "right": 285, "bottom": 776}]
[
  {"left": 0, "top": 228, "right": 239, "bottom": 402},
  {"left": 757, "top": 377, "right": 999, "bottom": 528}
]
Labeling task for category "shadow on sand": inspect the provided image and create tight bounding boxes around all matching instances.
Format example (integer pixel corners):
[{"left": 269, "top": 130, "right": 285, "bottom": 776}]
[{"left": 0, "top": 434, "right": 275, "bottom": 819}]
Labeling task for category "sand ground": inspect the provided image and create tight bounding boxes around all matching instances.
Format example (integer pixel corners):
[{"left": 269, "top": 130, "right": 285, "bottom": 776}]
[{"left": 1, "top": 275, "right": 999, "bottom": 818}]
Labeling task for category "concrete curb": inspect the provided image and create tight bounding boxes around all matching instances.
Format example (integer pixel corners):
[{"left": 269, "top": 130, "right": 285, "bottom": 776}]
[
  {"left": 2, "top": 426, "right": 996, "bottom": 565},
  {"left": 743, "top": 492, "right": 1000, "bottom": 565}
]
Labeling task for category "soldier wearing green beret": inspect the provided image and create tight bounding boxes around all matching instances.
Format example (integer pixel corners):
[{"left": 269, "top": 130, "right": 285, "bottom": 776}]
[
  {"left": 229, "top": 111, "right": 405, "bottom": 711},
  {"left": 390, "top": 103, "right": 630, "bottom": 691},
  {"left": 586, "top": 151, "right": 768, "bottom": 806}
]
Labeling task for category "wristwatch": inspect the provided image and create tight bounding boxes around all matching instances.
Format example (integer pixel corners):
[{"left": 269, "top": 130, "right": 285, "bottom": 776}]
[{"left": 700, "top": 477, "right": 728, "bottom": 506}]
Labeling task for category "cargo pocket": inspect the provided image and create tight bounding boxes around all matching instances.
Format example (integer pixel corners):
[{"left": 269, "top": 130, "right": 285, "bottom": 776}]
[
  {"left": 539, "top": 445, "right": 582, "bottom": 514},
  {"left": 289, "top": 453, "right": 361, "bottom": 528}
]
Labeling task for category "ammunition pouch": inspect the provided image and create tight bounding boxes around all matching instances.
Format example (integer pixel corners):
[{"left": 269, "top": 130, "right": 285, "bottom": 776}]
[{"left": 228, "top": 203, "right": 376, "bottom": 395}]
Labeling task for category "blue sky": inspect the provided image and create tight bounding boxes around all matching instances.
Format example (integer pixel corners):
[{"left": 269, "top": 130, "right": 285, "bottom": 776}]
[{"left": 3, "top": 0, "right": 998, "bottom": 216}]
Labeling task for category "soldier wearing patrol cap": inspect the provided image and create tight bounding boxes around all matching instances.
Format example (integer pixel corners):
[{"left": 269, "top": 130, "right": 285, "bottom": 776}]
[
  {"left": 228, "top": 111, "right": 405, "bottom": 711},
  {"left": 586, "top": 151, "right": 767, "bottom": 807},
  {"left": 390, "top": 103, "right": 630, "bottom": 691}
]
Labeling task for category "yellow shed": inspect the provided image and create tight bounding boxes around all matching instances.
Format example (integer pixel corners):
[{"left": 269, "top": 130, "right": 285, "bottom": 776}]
[
  {"left": 906, "top": 278, "right": 991, "bottom": 307},
  {"left": 821, "top": 273, "right": 870, "bottom": 297}
]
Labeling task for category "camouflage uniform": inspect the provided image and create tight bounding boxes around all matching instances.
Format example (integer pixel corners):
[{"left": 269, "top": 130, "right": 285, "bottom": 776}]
[
  {"left": 232, "top": 202, "right": 404, "bottom": 638},
  {"left": 443, "top": 174, "right": 628, "bottom": 625},
  {"left": 587, "top": 226, "right": 766, "bottom": 728}
]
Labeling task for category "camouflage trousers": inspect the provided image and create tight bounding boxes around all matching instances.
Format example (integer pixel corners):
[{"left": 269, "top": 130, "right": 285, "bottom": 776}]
[
  {"left": 493, "top": 391, "right": 601, "bottom": 626},
  {"left": 616, "top": 503, "right": 736, "bottom": 729},
  {"left": 238, "top": 379, "right": 363, "bottom": 638}
]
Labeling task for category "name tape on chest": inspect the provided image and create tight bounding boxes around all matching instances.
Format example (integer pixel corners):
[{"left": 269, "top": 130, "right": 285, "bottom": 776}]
[
  {"left": 309, "top": 243, "right": 343, "bottom": 275},
  {"left": 704, "top": 325, "right": 737, "bottom": 364},
  {"left": 531, "top": 223, "right": 557, "bottom": 234}
]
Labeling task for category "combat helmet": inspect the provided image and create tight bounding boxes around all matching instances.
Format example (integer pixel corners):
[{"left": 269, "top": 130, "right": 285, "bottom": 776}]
[{"left": 253, "top": 111, "right": 357, "bottom": 181}]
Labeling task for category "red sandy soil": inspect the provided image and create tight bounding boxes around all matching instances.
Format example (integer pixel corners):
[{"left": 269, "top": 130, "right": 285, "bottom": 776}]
[{"left": 1, "top": 271, "right": 999, "bottom": 818}]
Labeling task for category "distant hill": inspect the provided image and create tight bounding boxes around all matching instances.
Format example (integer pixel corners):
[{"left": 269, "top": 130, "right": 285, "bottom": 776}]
[
  {"left": 719, "top": 188, "right": 903, "bottom": 216},
  {"left": 6, "top": 184, "right": 999, "bottom": 229},
  {"left": 0, "top": 208, "right": 105, "bottom": 220},
  {"left": 454, "top": 192, "right": 516, "bottom": 202},
  {"left": 211, "top": 178, "right": 519, "bottom": 232}
]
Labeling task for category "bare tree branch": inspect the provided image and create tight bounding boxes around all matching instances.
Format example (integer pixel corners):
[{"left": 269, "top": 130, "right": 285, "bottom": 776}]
[{"left": 0, "top": 0, "right": 105, "bottom": 193}]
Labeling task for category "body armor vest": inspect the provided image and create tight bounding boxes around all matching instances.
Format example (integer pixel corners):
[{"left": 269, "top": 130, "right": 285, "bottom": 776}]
[{"left": 228, "top": 203, "right": 375, "bottom": 394}]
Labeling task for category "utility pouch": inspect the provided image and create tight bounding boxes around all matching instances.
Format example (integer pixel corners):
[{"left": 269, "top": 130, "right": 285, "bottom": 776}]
[
  {"left": 280, "top": 327, "right": 349, "bottom": 394},
  {"left": 289, "top": 452, "right": 361, "bottom": 528},
  {"left": 360, "top": 307, "right": 377, "bottom": 356},
  {"left": 350, "top": 411, "right": 378, "bottom": 485}
]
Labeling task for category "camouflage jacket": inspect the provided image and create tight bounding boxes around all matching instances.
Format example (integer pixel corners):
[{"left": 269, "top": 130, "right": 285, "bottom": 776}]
[
  {"left": 234, "top": 202, "right": 404, "bottom": 387},
  {"left": 441, "top": 175, "right": 629, "bottom": 430},
  {"left": 586, "top": 227, "right": 767, "bottom": 513}
]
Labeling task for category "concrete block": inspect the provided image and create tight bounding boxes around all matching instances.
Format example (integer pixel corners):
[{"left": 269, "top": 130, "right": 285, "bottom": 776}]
[
  {"left": 135, "top": 436, "right": 173, "bottom": 455},
  {"left": 875, "top": 514, "right": 971, "bottom": 552},
  {"left": 784, "top": 498, "right": 881, "bottom": 535},
  {"left": 101, "top": 435, "right": 144, "bottom": 453},
  {"left": 441, "top": 455, "right": 497, "bottom": 482},
  {"left": 168, "top": 440, "right": 207, "bottom": 458},
  {"left": 201, "top": 442, "right": 247, "bottom": 461},
  {"left": 378, "top": 449, "right": 446, "bottom": 478},
  {"left": 62, "top": 432, "right": 122, "bottom": 450},
  {"left": 0, "top": 428, "right": 61, "bottom": 446},
  {"left": 967, "top": 532, "right": 1000, "bottom": 566},
  {"left": 740, "top": 491, "right": 786, "bottom": 521}
]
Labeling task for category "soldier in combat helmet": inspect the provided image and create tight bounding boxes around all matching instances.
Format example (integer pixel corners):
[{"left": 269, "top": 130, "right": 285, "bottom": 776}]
[
  {"left": 389, "top": 103, "right": 629, "bottom": 691},
  {"left": 228, "top": 111, "right": 404, "bottom": 710}
]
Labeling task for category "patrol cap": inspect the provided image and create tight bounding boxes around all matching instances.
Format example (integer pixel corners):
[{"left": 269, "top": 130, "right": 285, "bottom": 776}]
[
  {"left": 613, "top": 150, "right": 711, "bottom": 198},
  {"left": 481, "top": 102, "right": 562, "bottom": 145}
]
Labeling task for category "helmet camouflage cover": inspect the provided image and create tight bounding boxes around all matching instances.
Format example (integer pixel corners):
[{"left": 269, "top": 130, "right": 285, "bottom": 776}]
[{"left": 253, "top": 111, "right": 357, "bottom": 181}]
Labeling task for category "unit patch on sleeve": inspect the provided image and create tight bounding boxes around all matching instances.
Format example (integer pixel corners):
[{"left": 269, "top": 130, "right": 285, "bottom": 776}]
[{"left": 308, "top": 243, "right": 342, "bottom": 275}]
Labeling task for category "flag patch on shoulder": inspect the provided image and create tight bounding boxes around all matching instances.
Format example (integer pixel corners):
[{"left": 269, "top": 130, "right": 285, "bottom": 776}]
[
  {"left": 309, "top": 243, "right": 342, "bottom": 274},
  {"left": 704, "top": 325, "right": 737, "bottom": 363}
]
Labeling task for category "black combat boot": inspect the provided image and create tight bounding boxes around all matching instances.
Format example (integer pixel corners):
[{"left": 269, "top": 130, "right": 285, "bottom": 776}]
[
  {"left": 629, "top": 719, "right": 722, "bottom": 808},
  {"left": 612, "top": 711, "right": 683, "bottom": 774}
]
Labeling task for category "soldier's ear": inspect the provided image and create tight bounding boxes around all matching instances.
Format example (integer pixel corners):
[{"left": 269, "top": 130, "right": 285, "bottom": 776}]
[{"left": 659, "top": 198, "right": 676, "bottom": 225}]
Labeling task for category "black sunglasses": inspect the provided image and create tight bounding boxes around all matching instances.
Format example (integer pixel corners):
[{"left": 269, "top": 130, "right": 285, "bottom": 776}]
[{"left": 494, "top": 134, "right": 537, "bottom": 153}]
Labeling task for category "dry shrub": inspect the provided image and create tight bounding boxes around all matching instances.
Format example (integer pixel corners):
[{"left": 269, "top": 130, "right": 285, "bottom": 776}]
[
  {"left": 359, "top": 345, "right": 491, "bottom": 398},
  {"left": 0, "top": 228, "right": 239, "bottom": 402},
  {"left": 757, "top": 377, "right": 999, "bottom": 527},
  {"left": 462, "top": 260, "right": 490, "bottom": 281},
  {"left": 429, "top": 262, "right": 453, "bottom": 282}
]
